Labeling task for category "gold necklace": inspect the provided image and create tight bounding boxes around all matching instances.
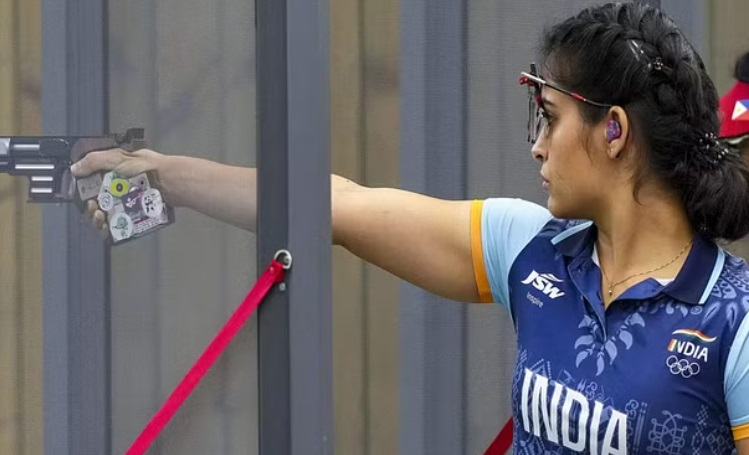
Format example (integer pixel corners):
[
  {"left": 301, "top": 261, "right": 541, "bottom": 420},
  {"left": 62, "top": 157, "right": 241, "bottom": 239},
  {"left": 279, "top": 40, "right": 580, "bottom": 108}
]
[{"left": 600, "top": 238, "right": 693, "bottom": 297}]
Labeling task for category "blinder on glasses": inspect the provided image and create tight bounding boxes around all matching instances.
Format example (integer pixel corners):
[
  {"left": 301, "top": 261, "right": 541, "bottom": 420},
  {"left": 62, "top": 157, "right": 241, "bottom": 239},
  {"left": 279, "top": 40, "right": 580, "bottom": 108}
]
[{"left": 518, "top": 63, "right": 613, "bottom": 144}]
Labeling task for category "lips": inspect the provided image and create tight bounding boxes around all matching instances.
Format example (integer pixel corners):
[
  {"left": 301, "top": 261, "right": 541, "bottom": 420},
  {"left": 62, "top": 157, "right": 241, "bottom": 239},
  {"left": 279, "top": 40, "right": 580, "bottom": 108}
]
[{"left": 540, "top": 172, "right": 549, "bottom": 189}]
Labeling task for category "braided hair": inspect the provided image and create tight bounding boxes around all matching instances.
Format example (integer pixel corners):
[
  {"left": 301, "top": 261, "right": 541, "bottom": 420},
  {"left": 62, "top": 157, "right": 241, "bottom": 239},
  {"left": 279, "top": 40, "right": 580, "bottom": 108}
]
[{"left": 539, "top": 2, "right": 749, "bottom": 241}]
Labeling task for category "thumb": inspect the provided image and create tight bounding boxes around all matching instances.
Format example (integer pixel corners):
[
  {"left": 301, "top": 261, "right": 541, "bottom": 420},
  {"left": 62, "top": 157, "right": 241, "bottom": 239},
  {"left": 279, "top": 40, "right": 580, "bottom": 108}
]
[{"left": 71, "top": 148, "right": 127, "bottom": 177}]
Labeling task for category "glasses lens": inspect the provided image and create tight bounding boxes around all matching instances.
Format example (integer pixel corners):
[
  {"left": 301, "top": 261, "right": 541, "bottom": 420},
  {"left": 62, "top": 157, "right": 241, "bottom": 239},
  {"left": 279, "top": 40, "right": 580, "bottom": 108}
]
[{"left": 526, "top": 83, "right": 542, "bottom": 143}]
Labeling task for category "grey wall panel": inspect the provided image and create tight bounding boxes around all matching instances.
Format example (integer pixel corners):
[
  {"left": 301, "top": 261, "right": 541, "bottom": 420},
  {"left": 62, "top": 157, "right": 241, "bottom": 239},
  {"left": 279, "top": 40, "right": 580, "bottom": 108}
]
[
  {"left": 108, "top": 0, "right": 257, "bottom": 453},
  {"left": 41, "top": 0, "right": 111, "bottom": 453},
  {"left": 706, "top": 0, "right": 749, "bottom": 93},
  {"left": 329, "top": 1, "right": 402, "bottom": 453},
  {"left": 108, "top": 1, "right": 162, "bottom": 452},
  {"left": 359, "top": 3, "right": 402, "bottom": 452},
  {"left": 400, "top": 0, "right": 469, "bottom": 453},
  {"left": 662, "top": 0, "right": 707, "bottom": 58}
]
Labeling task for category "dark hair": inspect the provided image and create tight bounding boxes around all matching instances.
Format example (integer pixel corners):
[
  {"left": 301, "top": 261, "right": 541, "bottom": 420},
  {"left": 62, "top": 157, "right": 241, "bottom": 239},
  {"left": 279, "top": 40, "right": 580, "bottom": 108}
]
[
  {"left": 540, "top": 2, "right": 749, "bottom": 241},
  {"left": 736, "top": 52, "right": 749, "bottom": 83}
]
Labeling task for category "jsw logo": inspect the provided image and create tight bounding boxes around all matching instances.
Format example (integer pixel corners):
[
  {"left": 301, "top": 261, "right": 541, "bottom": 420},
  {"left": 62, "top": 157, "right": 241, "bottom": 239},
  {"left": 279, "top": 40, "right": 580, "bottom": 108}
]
[{"left": 521, "top": 271, "right": 566, "bottom": 299}]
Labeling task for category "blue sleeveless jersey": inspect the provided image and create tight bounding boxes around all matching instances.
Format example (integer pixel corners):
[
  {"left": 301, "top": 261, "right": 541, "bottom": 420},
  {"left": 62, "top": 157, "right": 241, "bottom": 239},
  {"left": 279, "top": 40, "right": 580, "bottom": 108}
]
[{"left": 471, "top": 198, "right": 749, "bottom": 454}]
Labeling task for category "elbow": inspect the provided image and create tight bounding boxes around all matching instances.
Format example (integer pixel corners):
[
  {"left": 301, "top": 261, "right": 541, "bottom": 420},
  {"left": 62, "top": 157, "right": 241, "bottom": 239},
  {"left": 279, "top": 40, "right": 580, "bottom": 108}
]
[{"left": 331, "top": 174, "right": 361, "bottom": 248}]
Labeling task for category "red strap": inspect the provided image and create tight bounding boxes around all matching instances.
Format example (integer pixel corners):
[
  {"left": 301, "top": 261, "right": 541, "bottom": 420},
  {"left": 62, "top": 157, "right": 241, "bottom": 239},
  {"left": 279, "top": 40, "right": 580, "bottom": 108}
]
[
  {"left": 483, "top": 418, "right": 513, "bottom": 455},
  {"left": 125, "top": 258, "right": 287, "bottom": 455}
]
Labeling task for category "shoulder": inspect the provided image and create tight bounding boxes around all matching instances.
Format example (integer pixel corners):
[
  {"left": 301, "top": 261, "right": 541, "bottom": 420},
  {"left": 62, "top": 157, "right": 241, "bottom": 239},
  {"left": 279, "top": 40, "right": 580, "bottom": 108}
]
[
  {"left": 702, "top": 251, "right": 749, "bottom": 349},
  {"left": 710, "top": 252, "right": 749, "bottom": 313},
  {"left": 718, "top": 251, "right": 749, "bottom": 284},
  {"left": 479, "top": 198, "right": 590, "bottom": 241}
]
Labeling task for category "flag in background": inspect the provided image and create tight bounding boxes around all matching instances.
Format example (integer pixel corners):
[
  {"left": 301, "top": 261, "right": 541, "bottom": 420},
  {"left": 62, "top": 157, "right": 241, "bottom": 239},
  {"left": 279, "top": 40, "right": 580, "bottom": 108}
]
[{"left": 733, "top": 99, "right": 749, "bottom": 121}]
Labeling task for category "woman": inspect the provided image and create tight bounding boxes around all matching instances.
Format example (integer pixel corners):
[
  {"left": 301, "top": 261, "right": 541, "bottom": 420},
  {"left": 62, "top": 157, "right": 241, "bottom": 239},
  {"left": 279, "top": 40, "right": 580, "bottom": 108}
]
[{"left": 72, "top": 3, "right": 748, "bottom": 453}]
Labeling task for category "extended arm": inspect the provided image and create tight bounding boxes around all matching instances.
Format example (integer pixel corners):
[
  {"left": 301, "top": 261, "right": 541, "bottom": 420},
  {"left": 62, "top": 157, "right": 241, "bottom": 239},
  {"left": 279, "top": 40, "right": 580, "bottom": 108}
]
[{"left": 72, "top": 149, "right": 481, "bottom": 302}]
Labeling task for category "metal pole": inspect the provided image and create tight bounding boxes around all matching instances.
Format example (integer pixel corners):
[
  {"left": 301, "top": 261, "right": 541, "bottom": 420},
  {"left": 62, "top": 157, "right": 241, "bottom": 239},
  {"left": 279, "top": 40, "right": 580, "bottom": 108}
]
[{"left": 257, "top": 0, "right": 333, "bottom": 452}]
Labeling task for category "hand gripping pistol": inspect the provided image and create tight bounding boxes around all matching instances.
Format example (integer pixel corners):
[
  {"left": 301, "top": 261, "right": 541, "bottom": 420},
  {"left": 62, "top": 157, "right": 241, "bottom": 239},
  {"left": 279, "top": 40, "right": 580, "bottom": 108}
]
[{"left": 0, "top": 128, "right": 173, "bottom": 244}]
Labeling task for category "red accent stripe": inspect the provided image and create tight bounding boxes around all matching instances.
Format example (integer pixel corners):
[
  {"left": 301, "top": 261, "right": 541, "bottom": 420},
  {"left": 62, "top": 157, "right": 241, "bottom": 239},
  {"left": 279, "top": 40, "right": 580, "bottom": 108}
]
[
  {"left": 484, "top": 419, "right": 513, "bottom": 454},
  {"left": 125, "top": 259, "right": 287, "bottom": 455}
]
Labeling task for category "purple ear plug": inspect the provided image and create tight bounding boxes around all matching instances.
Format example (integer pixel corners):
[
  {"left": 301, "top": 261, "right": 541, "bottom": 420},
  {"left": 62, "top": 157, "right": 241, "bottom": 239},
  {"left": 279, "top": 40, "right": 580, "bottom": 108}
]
[{"left": 606, "top": 119, "right": 622, "bottom": 143}]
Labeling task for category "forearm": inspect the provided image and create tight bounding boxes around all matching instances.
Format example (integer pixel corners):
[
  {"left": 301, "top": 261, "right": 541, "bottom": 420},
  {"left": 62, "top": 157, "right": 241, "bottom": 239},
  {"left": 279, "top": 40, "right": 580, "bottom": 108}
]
[
  {"left": 158, "top": 155, "right": 257, "bottom": 231},
  {"left": 156, "top": 154, "right": 363, "bottom": 235}
]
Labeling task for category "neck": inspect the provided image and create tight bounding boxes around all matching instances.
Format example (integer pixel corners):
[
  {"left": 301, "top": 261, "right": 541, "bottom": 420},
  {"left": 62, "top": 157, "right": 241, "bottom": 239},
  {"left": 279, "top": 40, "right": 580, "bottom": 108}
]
[{"left": 594, "top": 184, "right": 694, "bottom": 288}]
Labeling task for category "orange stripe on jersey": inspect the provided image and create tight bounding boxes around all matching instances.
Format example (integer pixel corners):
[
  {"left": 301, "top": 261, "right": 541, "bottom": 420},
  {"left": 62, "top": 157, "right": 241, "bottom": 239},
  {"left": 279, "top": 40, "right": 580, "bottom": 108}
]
[
  {"left": 470, "top": 200, "right": 493, "bottom": 303},
  {"left": 734, "top": 421, "right": 749, "bottom": 441},
  {"left": 671, "top": 329, "right": 717, "bottom": 343}
]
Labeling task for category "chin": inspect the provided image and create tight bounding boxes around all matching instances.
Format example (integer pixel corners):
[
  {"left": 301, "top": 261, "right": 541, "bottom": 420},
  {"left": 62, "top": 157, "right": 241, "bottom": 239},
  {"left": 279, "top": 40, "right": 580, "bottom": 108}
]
[{"left": 546, "top": 196, "right": 578, "bottom": 220}]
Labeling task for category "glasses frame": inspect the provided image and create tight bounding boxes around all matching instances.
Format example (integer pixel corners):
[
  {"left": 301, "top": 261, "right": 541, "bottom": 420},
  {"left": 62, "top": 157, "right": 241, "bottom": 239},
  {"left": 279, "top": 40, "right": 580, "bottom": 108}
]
[{"left": 519, "top": 65, "right": 613, "bottom": 143}]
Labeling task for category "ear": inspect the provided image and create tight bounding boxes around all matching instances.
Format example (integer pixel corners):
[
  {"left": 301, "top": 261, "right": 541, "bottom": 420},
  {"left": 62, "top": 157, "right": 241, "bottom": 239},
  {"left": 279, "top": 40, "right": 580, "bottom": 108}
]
[{"left": 604, "top": 106, "right": 629, "bottom": 160}]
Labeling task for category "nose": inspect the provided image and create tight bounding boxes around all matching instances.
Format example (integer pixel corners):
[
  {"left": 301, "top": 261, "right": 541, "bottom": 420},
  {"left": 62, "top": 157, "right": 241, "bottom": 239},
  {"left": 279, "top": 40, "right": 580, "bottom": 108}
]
[{"left": 531, "top": 136, "right": 546, "bottom": 163}]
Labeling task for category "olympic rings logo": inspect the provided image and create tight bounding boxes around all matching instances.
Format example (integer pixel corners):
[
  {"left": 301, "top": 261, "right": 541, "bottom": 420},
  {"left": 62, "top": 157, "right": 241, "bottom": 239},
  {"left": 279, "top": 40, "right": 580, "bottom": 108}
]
[{"left": 666, "top": 355, "right": 701, "bottom": 378}]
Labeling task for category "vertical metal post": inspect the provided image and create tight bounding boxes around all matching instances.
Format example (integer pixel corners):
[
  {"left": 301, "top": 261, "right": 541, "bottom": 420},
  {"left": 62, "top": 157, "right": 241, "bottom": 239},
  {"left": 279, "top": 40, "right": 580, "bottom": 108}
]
[
  {"left": 41, "top": 0, "right": 111, "bottom": 454},
  {"left": 400, "top": 0, "right": 468, "bottom": 453},
  {"left": 257, "top": 0, "right": 333, "bottom": 452},
  {"left": 256, "top": 0, "right": 290, "bottom": 452}
]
